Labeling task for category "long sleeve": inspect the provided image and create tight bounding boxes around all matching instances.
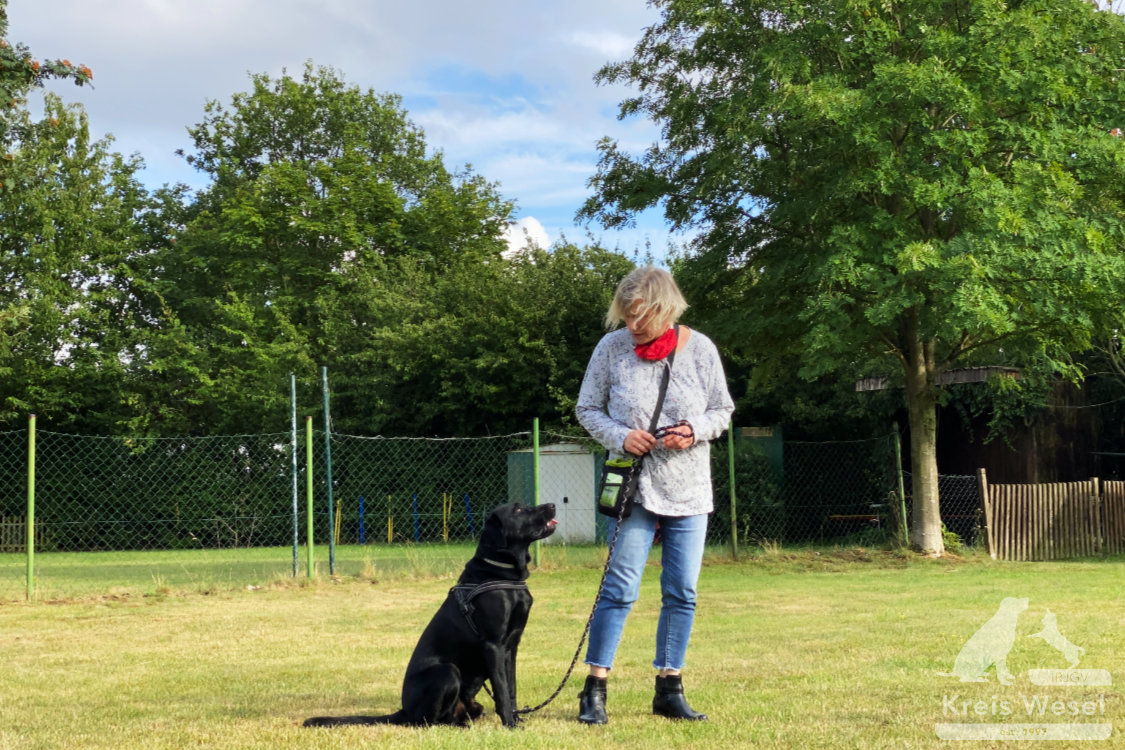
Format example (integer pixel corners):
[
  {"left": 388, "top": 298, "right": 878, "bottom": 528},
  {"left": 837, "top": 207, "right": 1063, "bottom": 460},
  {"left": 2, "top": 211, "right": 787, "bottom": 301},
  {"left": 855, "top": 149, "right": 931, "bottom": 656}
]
[
  {"left": 679, "top": 336, "right": 735, "bottom": 444},
  {"left": 576, "top": 327, "right": 734, "bottom": 516},
  {"left": 575, "top": 333, "right": 632, "bottom": 455}
]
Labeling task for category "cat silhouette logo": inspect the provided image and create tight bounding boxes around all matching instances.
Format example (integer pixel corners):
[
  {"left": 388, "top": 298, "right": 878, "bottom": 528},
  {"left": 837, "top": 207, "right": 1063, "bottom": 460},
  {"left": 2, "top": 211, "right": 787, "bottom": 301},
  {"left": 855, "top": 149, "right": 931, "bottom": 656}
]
[{"left": 1028, "top": 609, "right": 1085, "bottom": 669}]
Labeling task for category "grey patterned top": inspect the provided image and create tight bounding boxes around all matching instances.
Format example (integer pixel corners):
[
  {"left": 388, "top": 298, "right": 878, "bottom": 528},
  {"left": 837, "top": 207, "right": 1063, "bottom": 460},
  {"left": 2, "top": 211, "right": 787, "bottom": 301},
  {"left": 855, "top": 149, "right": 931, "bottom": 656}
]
[{"left": 576, "top": 327, "right": 735, "bottom": 516}]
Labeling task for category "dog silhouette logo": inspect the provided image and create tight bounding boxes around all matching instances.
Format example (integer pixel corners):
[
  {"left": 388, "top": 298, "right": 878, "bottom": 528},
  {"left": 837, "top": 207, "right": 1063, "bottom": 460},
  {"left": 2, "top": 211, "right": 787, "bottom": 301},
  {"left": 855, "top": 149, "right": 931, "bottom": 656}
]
[
  {"left": 939, "top": 596, "right": 1028, "bottom": 685},
  {"left": 1028, "top": 609, "right": 1086, "bottom": 669},
  {"left": 935, "top": 599, "right": 1113, "bottom": 741}
]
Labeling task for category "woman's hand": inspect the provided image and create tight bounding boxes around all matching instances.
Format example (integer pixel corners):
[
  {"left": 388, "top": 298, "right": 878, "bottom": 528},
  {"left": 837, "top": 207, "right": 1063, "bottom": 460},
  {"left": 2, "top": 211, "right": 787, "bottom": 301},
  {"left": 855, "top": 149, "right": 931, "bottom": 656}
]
[
  {"left": 659, "top": 421, "right": 695, "bottom": 451},
  {"left": 661, "top": 432, "right": 695, "bottom": 451},
  {"left": 623, "top": 429, "right": 657, "bottom": 456},
  {"left": 624, "top": 424, "right": 694, "bottom": 454}
]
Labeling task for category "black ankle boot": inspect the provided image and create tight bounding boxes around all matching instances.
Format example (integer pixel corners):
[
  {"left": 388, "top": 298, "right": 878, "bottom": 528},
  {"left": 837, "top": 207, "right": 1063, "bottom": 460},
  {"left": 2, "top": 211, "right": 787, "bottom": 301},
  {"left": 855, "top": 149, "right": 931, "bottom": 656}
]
[
  {"left": 577, "top": 675, "right": 608, "bottom": 724},
  {"left": 653, "top": 674, "right": 707, "bottom": 721}
]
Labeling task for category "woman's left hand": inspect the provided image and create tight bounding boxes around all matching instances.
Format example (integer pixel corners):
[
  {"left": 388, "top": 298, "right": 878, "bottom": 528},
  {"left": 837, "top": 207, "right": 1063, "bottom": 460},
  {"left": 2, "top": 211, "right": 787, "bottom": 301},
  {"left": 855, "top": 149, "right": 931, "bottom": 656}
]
[
  {"left": 662, "top": 433, "right": 694, "bottom": 450},
  {"left": 661, "top": 427, "right": 694, "bottom": 451}
]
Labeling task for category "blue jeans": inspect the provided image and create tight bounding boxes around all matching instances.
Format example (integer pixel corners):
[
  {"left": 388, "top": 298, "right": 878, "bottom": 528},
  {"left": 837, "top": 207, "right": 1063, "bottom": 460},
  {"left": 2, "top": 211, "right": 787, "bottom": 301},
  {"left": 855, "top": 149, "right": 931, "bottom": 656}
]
[{"left": 585, "top": 504, "right": 708, "bottom": 671}]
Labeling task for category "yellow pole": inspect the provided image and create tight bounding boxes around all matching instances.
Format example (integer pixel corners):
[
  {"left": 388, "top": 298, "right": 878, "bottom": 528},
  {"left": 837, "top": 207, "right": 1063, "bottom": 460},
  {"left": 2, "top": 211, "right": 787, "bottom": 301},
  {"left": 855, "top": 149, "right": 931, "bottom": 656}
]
[
  {"left": 334, "top": 501, "right": 342, "bottom": 546},
  {"left": 443, "top": 493, "right": 450, "bottom": 542}
]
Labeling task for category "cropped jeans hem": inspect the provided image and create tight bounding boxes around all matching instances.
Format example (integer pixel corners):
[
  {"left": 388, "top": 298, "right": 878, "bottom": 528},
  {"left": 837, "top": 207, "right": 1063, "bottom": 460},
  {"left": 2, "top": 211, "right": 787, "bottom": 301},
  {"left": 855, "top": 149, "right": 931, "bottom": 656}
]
[{"left": 584, "top": 503, "right": 707, "bottom": 671}]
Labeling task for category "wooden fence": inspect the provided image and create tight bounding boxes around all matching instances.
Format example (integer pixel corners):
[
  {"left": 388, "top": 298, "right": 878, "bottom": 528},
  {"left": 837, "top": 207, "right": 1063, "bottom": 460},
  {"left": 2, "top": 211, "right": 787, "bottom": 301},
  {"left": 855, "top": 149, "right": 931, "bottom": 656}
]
[
  {"left": 1106, "top": 480, "right": 1125, "bottom": 557},
  {"left": 978, "top": 470, "right": 1125, "bottom": 560},
  {"left": 0, "top": 516, "right": 40, "bottom": 553}
]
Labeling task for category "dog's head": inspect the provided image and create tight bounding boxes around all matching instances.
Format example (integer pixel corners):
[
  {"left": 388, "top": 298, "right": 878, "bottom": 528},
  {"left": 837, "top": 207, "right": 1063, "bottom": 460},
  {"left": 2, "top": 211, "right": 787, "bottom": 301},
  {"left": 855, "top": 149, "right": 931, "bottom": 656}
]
[
  {"left": 997, "top": 597, "right": 1030, "bottom": 617},
  {"left": 480, "top": 502, "right": 558, "bottom": 551},
  {"left": 466, "top": 502, "right": 557, "bottom": 581}
]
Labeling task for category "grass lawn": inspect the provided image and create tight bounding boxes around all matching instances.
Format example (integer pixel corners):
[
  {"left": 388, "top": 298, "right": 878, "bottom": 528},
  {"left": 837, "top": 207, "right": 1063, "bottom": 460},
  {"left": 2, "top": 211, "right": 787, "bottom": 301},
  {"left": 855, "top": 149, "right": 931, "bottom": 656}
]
[
  {"left": 0, "top": 548, "right": 1122, "bottom": 749},
  {"left": 0, "top": 543, "right": 621, "bottom": 601}
]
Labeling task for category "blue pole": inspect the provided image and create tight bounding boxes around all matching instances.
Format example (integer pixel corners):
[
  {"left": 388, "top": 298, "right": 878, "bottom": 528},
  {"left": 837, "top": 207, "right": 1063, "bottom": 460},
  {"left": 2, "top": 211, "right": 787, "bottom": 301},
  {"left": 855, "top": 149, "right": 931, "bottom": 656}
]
[
  {"left": 358, "top": 495, "right": 366, "bottom": 545},
  {"left": 463, "top": 493, "right": 475, "bottom": 538}
]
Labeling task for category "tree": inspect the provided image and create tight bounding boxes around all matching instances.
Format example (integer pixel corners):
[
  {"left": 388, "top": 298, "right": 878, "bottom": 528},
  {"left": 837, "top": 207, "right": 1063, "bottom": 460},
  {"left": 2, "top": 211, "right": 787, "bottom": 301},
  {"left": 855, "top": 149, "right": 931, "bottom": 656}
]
[
  {"left": 329, "top": 243, "right": 634, "bottom": 436},
  {"left": 0, "top": 1, "right": 117, "bottom": 428},
  {"left": 0, "top": 88, "right": 150, "bottom": 430},
  {"left": 139, "top": 64, "right": 518, "bottom": 434},
  {"left": 0, "top": 1, "right": 92, "bottom": 141},
  {"left": 582, "top": 0, "right": 1125, "bottom": 553}
]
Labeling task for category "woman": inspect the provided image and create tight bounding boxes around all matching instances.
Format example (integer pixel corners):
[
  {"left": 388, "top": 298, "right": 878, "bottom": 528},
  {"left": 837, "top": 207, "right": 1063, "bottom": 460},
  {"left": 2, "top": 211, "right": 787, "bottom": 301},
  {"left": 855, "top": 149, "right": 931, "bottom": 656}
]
[{"left": 575, "top": 266, "right": 734, "bottom": 725}]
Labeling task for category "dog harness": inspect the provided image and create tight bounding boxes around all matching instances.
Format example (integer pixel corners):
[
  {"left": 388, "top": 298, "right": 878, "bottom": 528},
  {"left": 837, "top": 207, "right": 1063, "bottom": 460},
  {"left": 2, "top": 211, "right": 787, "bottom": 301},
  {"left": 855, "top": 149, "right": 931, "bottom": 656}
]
[{"left": 448, "top": 580, "right": 529, "bottom": 637}]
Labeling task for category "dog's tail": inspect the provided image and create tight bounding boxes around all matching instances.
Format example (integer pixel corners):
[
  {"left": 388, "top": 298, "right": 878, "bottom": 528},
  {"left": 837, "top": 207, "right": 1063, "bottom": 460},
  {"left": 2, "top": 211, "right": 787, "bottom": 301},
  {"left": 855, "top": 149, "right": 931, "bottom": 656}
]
[{"left": 303, "top": 710, "right": 407, "bottom": 727}]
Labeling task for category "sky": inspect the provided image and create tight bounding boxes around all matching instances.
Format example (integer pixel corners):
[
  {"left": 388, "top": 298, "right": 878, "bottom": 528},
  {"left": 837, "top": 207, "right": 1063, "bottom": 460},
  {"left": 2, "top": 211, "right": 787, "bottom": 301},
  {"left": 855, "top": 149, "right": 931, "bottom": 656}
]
[{"left": 10, "top": 0, "right": 685, "bottom": 259}]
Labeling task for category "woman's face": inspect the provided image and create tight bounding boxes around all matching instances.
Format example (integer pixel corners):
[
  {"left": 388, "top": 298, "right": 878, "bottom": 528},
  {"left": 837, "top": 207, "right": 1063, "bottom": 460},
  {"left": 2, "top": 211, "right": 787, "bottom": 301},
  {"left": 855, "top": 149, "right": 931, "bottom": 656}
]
[{"left": 623, "top": 300, "right": 667, "bottom": 345}]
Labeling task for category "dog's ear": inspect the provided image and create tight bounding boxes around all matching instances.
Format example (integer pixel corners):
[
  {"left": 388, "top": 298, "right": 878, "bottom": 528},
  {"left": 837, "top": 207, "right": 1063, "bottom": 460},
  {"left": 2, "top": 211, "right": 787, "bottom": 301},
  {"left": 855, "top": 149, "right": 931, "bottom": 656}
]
[{"left": 479, "top": 510, "right": 506, "bottom": 552}]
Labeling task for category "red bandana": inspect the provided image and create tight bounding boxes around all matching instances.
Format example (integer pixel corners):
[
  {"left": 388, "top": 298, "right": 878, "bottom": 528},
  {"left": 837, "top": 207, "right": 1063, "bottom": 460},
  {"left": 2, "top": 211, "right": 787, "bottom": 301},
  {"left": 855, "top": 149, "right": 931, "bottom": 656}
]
[{"left": 634, "top": 328, "right": 677, "bottom": 360}]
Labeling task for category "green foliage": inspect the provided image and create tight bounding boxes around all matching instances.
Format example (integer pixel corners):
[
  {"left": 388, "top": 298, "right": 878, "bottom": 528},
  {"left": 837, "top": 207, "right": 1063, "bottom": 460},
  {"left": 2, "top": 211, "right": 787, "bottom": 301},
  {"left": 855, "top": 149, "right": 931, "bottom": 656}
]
[
  {"left": 0, "top": 93, "right": 150, "bottom": 430},
  {"left": 0, "top": 45, "right": 634, "bottom": 439},
  {"left": 141, "top": 64, "right": 520, "bottom": 435},
  {"left": 943, "top": 366, "right": 1055, "bottom": 446},
  {"left": 0, "top": 1, "right": 93, "bottom": 144},
  {"left": 585, "top": 0, "right": 1125, "bottom": 552},
  {"left": 332, "top": 244, "right": 634, "bottom": 435},
  {"left": 0, "top": 3, "right": 155, "bottom": 434},
  {"left": 941, "top": 523, "right": 966, "bottom": 554},
  {"left": 140, "top": 63, "right": 635, "bottom": 436}
]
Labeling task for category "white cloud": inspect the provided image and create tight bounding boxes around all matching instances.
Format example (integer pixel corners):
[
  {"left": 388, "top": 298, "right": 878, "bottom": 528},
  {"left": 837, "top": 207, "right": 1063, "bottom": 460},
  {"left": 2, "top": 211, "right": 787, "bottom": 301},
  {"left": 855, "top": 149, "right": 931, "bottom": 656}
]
[
  {"left": 10, "top": 0, "right": 676, "bottom": 257},
  {"left": 502, "top": 217, "right": 551, "bottom": 257},
  {"left": 564, "top": 30, "right": 637, "bottom": 61}
]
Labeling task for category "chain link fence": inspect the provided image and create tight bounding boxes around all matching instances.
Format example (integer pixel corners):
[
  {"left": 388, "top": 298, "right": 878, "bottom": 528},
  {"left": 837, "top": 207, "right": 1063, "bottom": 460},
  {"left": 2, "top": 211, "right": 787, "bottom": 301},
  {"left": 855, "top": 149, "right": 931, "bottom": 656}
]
[
  {"left": 322, "top": 432, "right": 535, "bottom": 547},
  {"left": 0, "top": 430, "right": 26, "bottom": 552},
  {"left": 1, "top": 422, "right": 948, "bottom": 599},
  {"left": 902, "top": 471, "right": 984, "bottom": 549},
  {"left": 33, "top": 431, "right": 297, "bottom": 551},
  {"left": 712, "top": 431, "right": 906, "bottom": 548}
]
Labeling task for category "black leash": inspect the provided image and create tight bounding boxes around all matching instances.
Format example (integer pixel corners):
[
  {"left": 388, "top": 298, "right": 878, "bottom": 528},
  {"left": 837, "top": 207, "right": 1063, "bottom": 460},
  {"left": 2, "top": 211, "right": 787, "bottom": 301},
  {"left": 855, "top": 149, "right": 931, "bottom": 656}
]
[
  {"left": 512, "top": 496, "right": 626, "bottom": 716},
  {"left": 513, "top": 419, "right": 693, "bottom": 717}
]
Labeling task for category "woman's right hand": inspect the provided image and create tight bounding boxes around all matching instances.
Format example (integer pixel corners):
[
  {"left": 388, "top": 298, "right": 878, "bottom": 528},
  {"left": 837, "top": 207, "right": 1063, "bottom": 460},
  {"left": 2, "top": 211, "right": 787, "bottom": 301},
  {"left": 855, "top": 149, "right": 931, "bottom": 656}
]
[{"left": 623, "top": 429, "right": 657, "bottom": 456}]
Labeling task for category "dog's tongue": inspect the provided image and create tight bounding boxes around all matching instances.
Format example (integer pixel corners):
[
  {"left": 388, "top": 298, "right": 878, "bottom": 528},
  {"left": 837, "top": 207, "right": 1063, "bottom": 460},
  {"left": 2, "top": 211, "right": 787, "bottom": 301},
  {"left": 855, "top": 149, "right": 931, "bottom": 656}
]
[{"left": 547, "top": 518, "right": 558, "bottom": 528}]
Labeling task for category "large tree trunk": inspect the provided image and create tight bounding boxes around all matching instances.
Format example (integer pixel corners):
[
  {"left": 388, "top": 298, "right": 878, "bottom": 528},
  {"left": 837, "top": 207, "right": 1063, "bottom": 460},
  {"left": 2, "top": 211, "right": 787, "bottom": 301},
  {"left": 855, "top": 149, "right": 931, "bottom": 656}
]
[{"left": 903, "top": 329, "right": 945, "bottom": 556}]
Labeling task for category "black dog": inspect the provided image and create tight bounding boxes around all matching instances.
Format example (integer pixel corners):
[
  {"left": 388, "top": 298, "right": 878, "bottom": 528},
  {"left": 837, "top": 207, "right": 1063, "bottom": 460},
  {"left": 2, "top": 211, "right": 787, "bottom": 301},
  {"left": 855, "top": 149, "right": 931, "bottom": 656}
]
[{"left": 304, "top": 501, "right": 557, "bottom": 729}]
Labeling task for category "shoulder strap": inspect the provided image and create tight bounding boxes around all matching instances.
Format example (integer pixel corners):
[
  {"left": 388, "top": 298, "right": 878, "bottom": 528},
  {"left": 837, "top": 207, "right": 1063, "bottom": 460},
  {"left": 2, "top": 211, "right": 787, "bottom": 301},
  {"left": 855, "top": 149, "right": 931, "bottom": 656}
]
[{"left": 646, "top": 325, "right": 677, "bottom": 434}]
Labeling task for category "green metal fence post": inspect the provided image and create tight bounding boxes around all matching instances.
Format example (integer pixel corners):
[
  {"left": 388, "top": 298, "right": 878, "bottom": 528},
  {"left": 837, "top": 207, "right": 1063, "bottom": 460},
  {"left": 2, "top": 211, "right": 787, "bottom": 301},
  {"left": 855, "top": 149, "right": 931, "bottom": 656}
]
[
  {"left": 322, "top": 366, "right": 335, "bottom": 575},
  {"left": 893, "top": 424, "right": 909, "bottom": 547},
  {"left": 26, "top": 414, "right": 36, "bottom": 600},
  {"left": 291, "top": 374, "right": 298, "bottom": 577},
  {"left": 306, "top": 416, "right": 315, "bottom": 578},
  {"left": 532, "top": 417, "right": 541, "bottom": 568},
  {"left": 728, "top": 420, "right": 738, "bottom": 560}
]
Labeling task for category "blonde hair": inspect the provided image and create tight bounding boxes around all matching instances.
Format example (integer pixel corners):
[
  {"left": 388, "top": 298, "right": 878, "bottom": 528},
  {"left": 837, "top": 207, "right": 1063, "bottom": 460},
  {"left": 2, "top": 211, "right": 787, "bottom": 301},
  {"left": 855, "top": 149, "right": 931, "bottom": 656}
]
[{"left": 605, "top": 266, "right": 689, "bottom": 331}]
